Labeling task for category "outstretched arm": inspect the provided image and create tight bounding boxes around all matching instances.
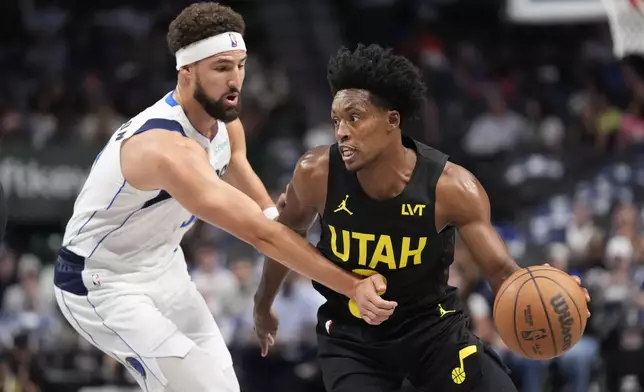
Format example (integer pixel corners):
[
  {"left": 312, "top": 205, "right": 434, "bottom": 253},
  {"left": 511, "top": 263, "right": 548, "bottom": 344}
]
[
  {"left": 222, "top": 119, "right": 276, "bottom": 212},
  {"left": 436, "top": 163, "right": 520, "bottom": 294},
  {"left": 121, "top": 131, "right": 356, "bottom": 297},
  {"left": 253, "top": 148, "right": 326, "bottom": 310}
]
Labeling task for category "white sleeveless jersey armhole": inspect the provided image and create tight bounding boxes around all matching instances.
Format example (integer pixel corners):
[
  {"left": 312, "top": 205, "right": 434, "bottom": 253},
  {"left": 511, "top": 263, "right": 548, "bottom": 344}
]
[{"left": 62, "top": 92, "right": 231, "bottom": 285}]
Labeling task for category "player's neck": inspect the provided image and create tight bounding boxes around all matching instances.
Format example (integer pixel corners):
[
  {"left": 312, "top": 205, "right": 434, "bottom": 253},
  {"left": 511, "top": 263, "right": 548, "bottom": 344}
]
[
  {"left": 173, "top": 88, "right": 219, "bottom": 139},
  {"left": 356, "top": 141, "right": 416, "bottom": 201}
]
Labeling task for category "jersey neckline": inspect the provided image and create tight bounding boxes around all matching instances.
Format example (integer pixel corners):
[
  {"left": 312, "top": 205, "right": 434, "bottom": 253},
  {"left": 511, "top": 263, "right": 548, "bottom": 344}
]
[{"left": 347, "top": 136, "right": 423, "bottom": 205}]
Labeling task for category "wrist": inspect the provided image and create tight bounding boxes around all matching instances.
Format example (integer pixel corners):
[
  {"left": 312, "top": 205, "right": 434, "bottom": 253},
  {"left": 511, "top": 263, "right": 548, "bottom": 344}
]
[
  {"left": 345, "top": 276, "right": 361, "bottom": 299},
  {"left": 253, "top": 289, "right": 273, "bottom": 311},
  {"left": 263, "top": 206, "right": 279, "bottom": 220}
]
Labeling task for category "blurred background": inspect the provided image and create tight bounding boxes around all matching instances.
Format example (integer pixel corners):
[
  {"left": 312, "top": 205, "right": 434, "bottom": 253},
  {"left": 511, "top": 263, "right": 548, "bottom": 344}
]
[{"left": 1, "top": 0, "right": 643, "bottom": 391}]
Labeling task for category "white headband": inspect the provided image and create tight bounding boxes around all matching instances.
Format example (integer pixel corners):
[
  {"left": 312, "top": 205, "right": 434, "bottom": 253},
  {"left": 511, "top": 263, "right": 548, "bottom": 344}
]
[{"left": 175, "top": 32, "right": 246, "bottom": 70}]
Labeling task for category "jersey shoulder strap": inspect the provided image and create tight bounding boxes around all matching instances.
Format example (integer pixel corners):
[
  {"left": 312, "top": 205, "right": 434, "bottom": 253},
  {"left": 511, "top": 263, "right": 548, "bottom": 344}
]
[{"left": 411, "top": 138, "right": 449, "bottom": 191}]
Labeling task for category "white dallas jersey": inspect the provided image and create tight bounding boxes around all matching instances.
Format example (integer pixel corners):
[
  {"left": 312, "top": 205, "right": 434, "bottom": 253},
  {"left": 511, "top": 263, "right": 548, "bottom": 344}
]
[{"left": 62, "top": 92, "right": 231, "bottom": 285}]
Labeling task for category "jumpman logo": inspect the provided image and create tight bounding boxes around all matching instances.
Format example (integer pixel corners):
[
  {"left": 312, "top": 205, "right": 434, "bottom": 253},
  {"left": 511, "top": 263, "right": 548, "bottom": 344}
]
[
  {"left": 438, "top": 304, "right": 456, "bottom": 318},
  {"left": 333, "top": 195, "right": 353, "bottom": 215}
]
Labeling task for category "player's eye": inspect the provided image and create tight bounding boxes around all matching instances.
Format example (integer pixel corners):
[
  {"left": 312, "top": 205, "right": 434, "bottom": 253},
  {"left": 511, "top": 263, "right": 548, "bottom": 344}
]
[
  {"left": 215, "top": 66, "right": 228, "bottom": 72},
  {"left": 350, "top": 114, "right": 360, "bottom": 123},
  {"left": 238, "top": 63, "right": 245, "bottom": 70},
  {"left": 332, "top": 118, "right": 339, "bottom": 126}
]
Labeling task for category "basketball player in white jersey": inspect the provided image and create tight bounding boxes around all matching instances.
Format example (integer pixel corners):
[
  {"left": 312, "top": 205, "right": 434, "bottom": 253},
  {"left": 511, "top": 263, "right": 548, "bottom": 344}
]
[{"left": 53, "top": 3, "right": 397, "bottom": 392}]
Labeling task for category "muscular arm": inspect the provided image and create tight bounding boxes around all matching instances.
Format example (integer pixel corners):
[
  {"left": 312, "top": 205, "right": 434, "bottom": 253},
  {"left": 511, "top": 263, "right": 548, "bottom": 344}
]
[
  {"left": 222, "top": 119, "right": 275, "bottom": 210},
  {"left": 254, "top": 147, "right": 327, "bottom": 309},
  {"left": 120, "top": 132, "right": 357, "bottom": 296},
  {"left": 436, "top": 163, "right": 520, "bottom": 295}
]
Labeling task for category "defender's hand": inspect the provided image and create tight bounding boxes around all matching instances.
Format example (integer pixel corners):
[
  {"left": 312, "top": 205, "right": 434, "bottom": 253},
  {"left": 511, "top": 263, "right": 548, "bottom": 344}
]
[
  {"left": 352, "top": 274, "right": 397, "bottom": 325},
  {"left": 253, "top": 307, "right": 279, "bottom": 357}
]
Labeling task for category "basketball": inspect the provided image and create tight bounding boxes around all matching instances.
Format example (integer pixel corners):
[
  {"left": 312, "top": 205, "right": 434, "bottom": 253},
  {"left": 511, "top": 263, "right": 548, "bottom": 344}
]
[{"left": 493, "top": 266, "right": 588, "bottom": 360}]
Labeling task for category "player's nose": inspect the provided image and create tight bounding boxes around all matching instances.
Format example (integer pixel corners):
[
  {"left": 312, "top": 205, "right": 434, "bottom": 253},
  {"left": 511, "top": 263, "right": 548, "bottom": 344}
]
[
  {"left": 227, "top": 72, "right": 243, "bottom": 91},
  {"left": 335, "top": 122, "right": 350, "bottom": 142}
]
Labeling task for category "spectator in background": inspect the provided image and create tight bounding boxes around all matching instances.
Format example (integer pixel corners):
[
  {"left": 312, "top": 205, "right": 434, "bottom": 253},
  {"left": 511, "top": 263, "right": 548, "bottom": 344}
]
[
  {"left": 581, "top": 89, "right": 621, "bottom": 154},
  {"left": 611, "top": 203, "right": 639, "bottom": 246},
  {"left": 566, "top": 200, "right": 601, "bottom": 266},
  {"left": 0, "top": 355, "right": 18, "bottom": 391},
  {"left": 525, "top": 98, "right": 565, "bottom": 151},
  {"left": 462, "top": 90, "right": 530, "bottom": 158},
  {"left": 8, "top": 333, "right": 43, "bottom": 392},
  {"left": 0, "top": 106, "right": 25, "bottom": 143},
  {"left": 220, "top": 256, "right": 259, "bottom": 344},
  {"left": 618, "top": 58, "right": 644, "bottom": 151},
  {"left": 587, "top": 235, "right": 644, "bottom": 391},
  {"left": 0, "top": 247, "right": 17, "bottom": 306},
  {"left": 75, "top": 103, "right": 127, "bottom": 145},
  {"left": 228, "top": 256, "right": 258, "bottom": 317},
  {"left": 190, "top": 244, "right": 236, "bottom": 320},
  {"left": 2, "top": 254, "right": 47, "bottom": 318}
]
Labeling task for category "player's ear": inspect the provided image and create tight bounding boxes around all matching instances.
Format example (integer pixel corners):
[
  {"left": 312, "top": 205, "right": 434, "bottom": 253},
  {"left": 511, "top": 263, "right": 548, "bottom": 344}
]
[
  {"left": 387, "top": 111, "right": 400, "bottom": 130},
  {"left": 178, "top": 65, "right": 194, "bottom": 78}
]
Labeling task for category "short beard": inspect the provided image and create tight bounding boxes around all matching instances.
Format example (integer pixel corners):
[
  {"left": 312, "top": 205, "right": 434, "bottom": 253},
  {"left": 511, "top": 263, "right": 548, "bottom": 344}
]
[{"left": 193, "top": 76, "right": 241, "bottom": 123}]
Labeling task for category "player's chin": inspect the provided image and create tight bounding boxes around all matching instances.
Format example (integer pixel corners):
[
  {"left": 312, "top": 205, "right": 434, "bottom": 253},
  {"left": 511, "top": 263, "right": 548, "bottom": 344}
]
[
  {"left": 343, "top": 161, "right": 361, "bottom": 172},
  {"left": 342, "top": 156, "right": 363, "bottom": 172},
  {"left": 220, "top": 108, "right": 241, "bottom": 123}
]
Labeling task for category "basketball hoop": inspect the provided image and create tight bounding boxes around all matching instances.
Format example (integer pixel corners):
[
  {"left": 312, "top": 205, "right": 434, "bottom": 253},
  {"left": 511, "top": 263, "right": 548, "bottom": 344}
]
[{"left": 601, "top": 0, "right": 644, "bottom": 58}]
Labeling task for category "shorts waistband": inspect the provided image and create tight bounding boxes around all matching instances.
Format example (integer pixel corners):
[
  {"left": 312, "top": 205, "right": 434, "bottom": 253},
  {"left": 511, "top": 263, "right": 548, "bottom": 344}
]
[
  {"left": 55, "top": 247, "right": 88, "bottom": 296},
  {"left": 58, "top": 247, "right": 85, "bottom": 265}
]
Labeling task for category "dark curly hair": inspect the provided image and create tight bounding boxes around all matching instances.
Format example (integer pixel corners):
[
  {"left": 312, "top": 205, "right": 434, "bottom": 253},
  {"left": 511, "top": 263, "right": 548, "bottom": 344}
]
[
  {"left": 167, "top": 2, "right": 245, "bottom": 55},
  {"left": 327, "top": 44, "right": 426, "bottom": 122}
]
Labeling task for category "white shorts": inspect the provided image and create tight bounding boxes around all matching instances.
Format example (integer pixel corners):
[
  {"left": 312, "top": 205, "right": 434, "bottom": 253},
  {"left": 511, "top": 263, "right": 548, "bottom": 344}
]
[{"left": 55, "top": 280, "right": 236, "bottom": 392}]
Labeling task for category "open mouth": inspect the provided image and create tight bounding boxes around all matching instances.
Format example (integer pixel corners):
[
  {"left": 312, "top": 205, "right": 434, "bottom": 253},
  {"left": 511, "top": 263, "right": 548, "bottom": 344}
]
[
  {"left": 224, "top": 93, "right": 239, "bottom": 106},
  {"left": 339, "top": 145, "right": 356, "bottom": 161}
]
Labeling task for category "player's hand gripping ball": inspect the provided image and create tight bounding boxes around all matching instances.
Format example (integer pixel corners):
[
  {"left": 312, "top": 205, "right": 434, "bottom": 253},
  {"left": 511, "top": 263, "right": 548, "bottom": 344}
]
[{"left": 493, "top": 265, "right": 590, "bottom": 359}]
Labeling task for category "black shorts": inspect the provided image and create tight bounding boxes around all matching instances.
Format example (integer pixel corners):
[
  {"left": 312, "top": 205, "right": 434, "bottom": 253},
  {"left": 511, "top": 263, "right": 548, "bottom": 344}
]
[{"left": 316, "top": 306, "right": 517, "bottom": 392}]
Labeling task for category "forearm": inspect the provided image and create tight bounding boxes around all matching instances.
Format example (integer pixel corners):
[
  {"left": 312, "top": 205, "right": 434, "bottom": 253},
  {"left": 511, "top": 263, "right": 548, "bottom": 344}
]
[
  {"left": 255, "top": 227, "right": 308, "bottom": 308},
  {"left": 253, "top": 220, "right": 357, "bottom": 298},
  {"left": 255, "top": 259, "right": 291, "bottom": 308},
  {"left": 225, "top": 164, "right": 275, "bottom": 210},
  {"left": 486, "top": 259, "right": 521, "bottom": 295}
]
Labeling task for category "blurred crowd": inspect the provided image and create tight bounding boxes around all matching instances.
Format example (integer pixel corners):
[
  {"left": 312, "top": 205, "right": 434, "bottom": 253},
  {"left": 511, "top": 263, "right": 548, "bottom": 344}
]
[{"left": 2, "top": 0, "right": 644, "bottom": 391}]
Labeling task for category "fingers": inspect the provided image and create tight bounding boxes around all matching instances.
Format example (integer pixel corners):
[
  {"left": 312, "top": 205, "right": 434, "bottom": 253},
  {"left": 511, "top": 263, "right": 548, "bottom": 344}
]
[
  {"left": 277, "top": 193, "right": 287, "bottom": 210},
  {"left": 260, "top": 337, "right": 269, "bottom": 357},
  {"left": 543, "top": 267, "right": 591, "bottom": 303},
  {"left": 368, "top": 293, "right": 397, "bottom": 310},
  {"left": 360, "top": 309, "right": 388, "bottom": 325},
  {"left": 570, "top": 275, "right": 591, "bottom": 302},
  {"left": 259, "top": 333, "right": 275, "bottom": 357},
  {"left": 583, "top": 288, "right": 591, "bottom": 302},
  {"left": 362, "top": 296, "right": 397, "bottom": 320},
  {"left": 354, "top": 274, "right": 397, "bottom": 324},
  {"left": 370, "top": 274, "right": 387, "bottom": 293},
  {"left": 360, "top": 309, "right": 378, "bottom": 324}
]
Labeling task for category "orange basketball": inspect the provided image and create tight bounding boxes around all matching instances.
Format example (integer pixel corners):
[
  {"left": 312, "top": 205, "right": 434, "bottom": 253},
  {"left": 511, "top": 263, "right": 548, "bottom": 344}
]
[{"left": 493, "top": 266, "right": 588, "bottom": 360}]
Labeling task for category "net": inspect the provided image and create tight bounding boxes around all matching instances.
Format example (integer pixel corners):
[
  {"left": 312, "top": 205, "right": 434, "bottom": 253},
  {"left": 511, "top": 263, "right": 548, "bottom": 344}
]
[{"left": 601, "top": 0, "right": 644, "bottom": 58}]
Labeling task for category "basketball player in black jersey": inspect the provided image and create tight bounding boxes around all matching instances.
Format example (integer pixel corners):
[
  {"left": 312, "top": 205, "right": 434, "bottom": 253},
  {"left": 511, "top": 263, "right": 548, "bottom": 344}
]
[{"left": 253, "top": 45, "right": 582, "bottom": 392}]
